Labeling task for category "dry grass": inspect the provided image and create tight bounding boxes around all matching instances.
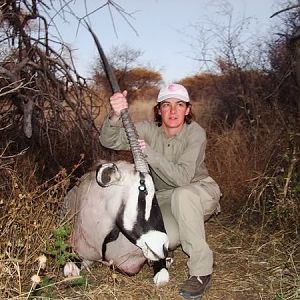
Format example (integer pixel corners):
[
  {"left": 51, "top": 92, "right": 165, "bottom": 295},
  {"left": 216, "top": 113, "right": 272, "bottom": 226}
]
[
  {"left": 128, "top": 98, "right": 156, "bottom": 122},
  {"left": 0, "top": 146, "right": 299, "bottom": 299},
  {"left": 1, "top": 95, "right": 299, "bottom": 300},
  {"left": 1, "top": 197, "right": 299, "bottom": 300}
]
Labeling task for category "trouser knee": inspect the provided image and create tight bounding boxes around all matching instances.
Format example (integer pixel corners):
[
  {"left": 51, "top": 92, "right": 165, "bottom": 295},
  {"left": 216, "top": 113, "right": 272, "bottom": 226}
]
[
  {"left": 159, "top": 202, "right": 180, "bottom": 250},
  {"left": 171, "top": 187, "right": 204, "bottom": 221}
]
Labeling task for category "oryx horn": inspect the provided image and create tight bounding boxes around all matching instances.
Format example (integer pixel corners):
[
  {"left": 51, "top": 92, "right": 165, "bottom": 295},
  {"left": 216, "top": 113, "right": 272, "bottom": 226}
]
[{"left": 86, "top": 22, "right": 149, "bottom": 174}]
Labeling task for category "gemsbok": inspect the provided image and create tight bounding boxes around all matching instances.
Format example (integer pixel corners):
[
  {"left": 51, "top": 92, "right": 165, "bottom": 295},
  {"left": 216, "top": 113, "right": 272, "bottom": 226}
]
[{"left": 61, "top": 23, "right": 170, "bottom": 286}]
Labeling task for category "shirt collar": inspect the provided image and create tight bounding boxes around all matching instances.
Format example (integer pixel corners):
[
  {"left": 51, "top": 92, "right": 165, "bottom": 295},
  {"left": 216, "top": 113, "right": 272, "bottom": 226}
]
[{"left": 159, "top": 123, "right": 188, "bottom": 141}]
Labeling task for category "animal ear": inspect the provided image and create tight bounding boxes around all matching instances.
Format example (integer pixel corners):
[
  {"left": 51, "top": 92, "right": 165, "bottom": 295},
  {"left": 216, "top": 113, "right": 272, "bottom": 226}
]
[{"left": 96, "top": 163, "right": 121, "bottom": 187}]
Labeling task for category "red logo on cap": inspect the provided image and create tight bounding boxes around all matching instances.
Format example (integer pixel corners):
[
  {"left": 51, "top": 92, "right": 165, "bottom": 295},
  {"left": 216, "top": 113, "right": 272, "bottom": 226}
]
[{"left": 168, "top": 84, "right": 177, "bottom": 91}]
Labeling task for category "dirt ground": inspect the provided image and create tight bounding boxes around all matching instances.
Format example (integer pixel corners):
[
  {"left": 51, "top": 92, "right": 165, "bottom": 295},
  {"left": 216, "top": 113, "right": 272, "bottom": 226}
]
[{"left": 11, "top": 214, "right": 297, "bottom": 300}]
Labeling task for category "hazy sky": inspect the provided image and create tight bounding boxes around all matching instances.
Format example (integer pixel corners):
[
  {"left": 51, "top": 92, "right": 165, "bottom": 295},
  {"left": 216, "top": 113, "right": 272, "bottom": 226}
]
[{"left": 50, "top": 0, "right": 280, "bottom": 83}]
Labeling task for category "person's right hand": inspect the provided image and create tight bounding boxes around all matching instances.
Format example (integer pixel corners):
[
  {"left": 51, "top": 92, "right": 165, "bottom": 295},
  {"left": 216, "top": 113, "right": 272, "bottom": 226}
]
[
  {"left": 109, "top": 90, "right": 128, "bottom": 119},
  {"left": 138, "top": 139, "right": 146, "bottom": 152}
]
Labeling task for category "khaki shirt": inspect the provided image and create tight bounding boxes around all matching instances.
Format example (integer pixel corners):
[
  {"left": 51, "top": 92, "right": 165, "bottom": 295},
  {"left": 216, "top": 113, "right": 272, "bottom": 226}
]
[{"left": 99, "top": 116, "right": 209, "bottom": 191}]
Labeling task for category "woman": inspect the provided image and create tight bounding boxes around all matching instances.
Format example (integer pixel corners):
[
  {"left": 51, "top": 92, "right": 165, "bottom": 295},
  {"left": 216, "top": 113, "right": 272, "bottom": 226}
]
[{"left": 99, "top": 83, "right": 221, "bottom": 299}]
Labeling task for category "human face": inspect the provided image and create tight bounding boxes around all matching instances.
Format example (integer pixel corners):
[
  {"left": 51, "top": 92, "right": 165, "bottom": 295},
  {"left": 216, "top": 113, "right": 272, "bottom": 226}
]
[{"left": 158, "top": 98, "right": 190, "bottom": 135}]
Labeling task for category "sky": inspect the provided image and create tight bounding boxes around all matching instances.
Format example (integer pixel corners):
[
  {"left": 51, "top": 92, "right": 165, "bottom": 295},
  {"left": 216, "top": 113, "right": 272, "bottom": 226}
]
[{"left": 50, "top": 0, "right": 280, "bottom": 84}]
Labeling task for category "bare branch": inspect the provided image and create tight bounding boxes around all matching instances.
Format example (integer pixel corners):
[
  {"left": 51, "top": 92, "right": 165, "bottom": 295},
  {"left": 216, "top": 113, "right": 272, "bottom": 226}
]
[
  {"left": 270, "top": 4, "right": 300, "bottom": 18},
  {"left": 0, "top": 80, "right": 24, "bottom": 97}
]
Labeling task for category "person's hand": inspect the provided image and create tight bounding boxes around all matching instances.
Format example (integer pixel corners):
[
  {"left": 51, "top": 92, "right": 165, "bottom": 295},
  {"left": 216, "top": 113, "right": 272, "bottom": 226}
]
[
  {"left": 109, "top": 90, "right": 128, "bottom": 120},
  {"left": 138, "top": 139, "right": 146, "bottom": 152}
]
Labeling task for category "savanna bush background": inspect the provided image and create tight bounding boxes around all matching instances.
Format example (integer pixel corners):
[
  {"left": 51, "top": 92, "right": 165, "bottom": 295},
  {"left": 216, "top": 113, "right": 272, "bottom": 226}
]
[{"left": 0, "top": 1, "right": 299, "bottom": 299}]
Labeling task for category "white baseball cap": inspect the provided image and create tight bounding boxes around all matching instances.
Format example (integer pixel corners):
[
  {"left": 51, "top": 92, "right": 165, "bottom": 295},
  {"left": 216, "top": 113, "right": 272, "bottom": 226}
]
[{"left": 157, "top": 83, "right": 190, "bottom": 103}]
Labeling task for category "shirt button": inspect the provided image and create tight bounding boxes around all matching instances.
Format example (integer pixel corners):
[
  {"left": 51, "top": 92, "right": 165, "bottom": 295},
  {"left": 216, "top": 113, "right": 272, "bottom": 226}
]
[{"left": 168, "top": 144, "right": 170, "bottom": 147}]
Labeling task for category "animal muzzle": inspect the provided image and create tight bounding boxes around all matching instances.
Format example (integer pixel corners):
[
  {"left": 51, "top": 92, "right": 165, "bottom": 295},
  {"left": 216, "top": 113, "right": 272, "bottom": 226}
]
[{"left": 136, "top": 230, "right": 169, "bottom": 261}]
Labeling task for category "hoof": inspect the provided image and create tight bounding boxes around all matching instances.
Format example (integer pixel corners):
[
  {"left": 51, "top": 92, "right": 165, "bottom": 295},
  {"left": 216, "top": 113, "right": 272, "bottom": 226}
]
[{"left": 63, "top": 262, "right": 80, "bottom": 277}]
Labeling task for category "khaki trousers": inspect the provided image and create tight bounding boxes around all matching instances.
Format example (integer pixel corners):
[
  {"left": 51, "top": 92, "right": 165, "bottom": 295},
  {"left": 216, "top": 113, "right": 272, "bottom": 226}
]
[{"left": 156, "top": 176, "right": 221, "bottom": 276}]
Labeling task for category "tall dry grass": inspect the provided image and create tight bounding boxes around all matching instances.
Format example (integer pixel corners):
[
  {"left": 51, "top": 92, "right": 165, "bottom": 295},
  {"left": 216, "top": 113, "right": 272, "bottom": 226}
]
[
  {"left": 0, "top": 155, "right": 74, "bottom": 298},
  {"left": 0, "top": 86, "right": 299, "bottom": 299}
]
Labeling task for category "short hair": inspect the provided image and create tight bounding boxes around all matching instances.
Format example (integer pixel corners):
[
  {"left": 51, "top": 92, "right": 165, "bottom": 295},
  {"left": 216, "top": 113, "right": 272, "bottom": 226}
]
[{"left": 153, "top": 102, "right": 193, "bottom": 127}]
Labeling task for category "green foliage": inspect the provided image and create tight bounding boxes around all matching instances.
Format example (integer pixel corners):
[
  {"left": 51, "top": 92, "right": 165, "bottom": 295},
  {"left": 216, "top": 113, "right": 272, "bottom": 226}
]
[
  {"left": 31, "top": 276, "right": 54, "bottom": 298},
  {"left": 46, "top": 224, "right": 78, "bottom": 267},
  {"left": 70, "top": 275, "right": 88, "bottom": 287},
  {"left": 30, "top": 274, "right": 88, "bottom": 298}
]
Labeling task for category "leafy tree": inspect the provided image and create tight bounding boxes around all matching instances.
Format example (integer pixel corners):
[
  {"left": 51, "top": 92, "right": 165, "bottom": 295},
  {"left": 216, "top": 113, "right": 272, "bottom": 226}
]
[{"left": 92, "top": 45, "right": 162, "bottom": 101}]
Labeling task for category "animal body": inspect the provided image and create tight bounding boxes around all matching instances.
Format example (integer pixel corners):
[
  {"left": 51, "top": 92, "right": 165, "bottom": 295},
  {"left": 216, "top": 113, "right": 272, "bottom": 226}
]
[{"left": 62, "top": 160, "right": 170, "bottom": 286}]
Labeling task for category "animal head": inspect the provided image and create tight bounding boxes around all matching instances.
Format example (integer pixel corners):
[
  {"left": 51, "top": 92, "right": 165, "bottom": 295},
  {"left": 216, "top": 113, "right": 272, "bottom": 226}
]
[{"left": 95, "top": 161, "right": 169, "bottom": 261}]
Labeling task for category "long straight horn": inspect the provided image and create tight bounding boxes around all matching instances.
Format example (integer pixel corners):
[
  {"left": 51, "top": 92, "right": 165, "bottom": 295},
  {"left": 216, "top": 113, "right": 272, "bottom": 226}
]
[{"left": 86, "top": 22, "right": 149, "bottom": 174}]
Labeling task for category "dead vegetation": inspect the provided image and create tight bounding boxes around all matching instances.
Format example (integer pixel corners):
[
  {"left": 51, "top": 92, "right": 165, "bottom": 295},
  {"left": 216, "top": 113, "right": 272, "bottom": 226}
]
[
  {"left": 0, "top": 0, "right": 300, "bottom": 299},
  {"left": 0, "top": 95, "right": 299, "bottom": 298},
  {"left": 0, "top": 172, "right": 298, "bottom": 299}
]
